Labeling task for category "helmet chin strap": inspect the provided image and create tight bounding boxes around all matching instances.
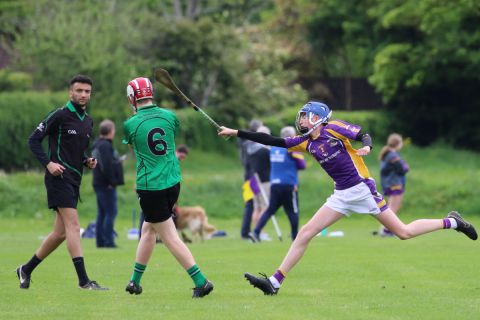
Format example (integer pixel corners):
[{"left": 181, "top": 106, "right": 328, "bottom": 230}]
[
  {"left": 130, "top": 101, "right": 137, "bottom": 114},
  {"left": 300, "top": 121, "right": 323, "bottom": 137},
  {"left": 300, "top": 113, "right": 324, "bottom": 136}
]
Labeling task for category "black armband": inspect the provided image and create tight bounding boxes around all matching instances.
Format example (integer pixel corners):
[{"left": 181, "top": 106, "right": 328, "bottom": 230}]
[
  {"left": 356, "top": 132, "right": 372, "bottom": 150},
  {"left": 237, "top": 130, "right": 286, "bottom": 148}
]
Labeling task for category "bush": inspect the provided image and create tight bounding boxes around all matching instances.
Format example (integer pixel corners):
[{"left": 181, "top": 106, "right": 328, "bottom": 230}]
[
  {"left": 0, "top": 70, "right": 33, "bottom": 91},
  {"left": 0, "top": 91, "right": 67, "bottom": 171},
  {"left": 0, "top": 91, "right": 238, "bottom": 171},
  {"left": 0, "top": 90, "right": 390, "bottom": 172}
]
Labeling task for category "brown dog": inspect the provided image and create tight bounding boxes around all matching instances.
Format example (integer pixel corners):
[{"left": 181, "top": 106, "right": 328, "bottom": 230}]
[{"left": 173, "top": 206, "right": 216, "bottom": 243}]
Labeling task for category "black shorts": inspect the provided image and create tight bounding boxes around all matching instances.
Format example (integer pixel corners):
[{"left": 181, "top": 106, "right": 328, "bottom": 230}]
[
  {"left": 45, "top": 175, "right": 80, "bottom": 210},
  {"left": 137, "top": 183, "right": 180, "bottom": 223}
]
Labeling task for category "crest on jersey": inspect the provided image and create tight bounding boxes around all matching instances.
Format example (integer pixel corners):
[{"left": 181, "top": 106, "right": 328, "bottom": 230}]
[
  {"left": 318, "top": 144, "right": 329, "bottom": 157},
  {"left": 37, "top": 122, "right": 45, "bottom": 132},
  {"left": 328, "top": 138, "right": 338, "bottom": 147}
]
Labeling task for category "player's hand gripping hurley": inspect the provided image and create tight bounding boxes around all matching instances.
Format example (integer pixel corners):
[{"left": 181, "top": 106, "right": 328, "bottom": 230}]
[{"left": 154, "top": 68, "right": 222, "bottom": 131}]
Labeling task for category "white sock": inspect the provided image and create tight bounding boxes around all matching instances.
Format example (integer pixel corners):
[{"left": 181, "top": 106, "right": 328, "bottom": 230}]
[
  {"left": 448, "top": 218, "right": 458, "bottom": 229},
  {"left": 269, "top": 276, "right": 281, "bottom": 288}
]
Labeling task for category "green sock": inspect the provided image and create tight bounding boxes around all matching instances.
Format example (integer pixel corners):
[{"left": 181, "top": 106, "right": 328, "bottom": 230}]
[
  {"left": 187, "top": 264, "right": 207, "bottom": 288},
  {"left": 130, "top": 262, "right": 146, "bottom": 285}
]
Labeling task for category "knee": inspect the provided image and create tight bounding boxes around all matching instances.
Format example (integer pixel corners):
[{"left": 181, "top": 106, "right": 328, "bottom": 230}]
[
  {"left": 52, "top": 231, "right": 66, "bottom": 241},
  {"left": 161, "top": 235, "right": 181, "bottom": 249},
  {"left": 394, "top": 228, "right": 413, "bottom": 240},
  {"left": 296, "top": 225, "right": 315, "bottom": 242},
  {"left": 143, "top": 227, "right": 156, "bottom": 239},
  {"left": 64, "top": 218, "right": 81, "bottom": 231},
  {"left": 67, "top": 224, "right": 81, "bottom": 234}
]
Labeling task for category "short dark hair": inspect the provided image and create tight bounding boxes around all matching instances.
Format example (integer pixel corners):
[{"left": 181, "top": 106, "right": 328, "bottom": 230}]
[
  {"left": 99, "top": 119, "right": 115, "bottom": 136},
  {"left": 70, "top": 74, "right": 93, "bottom": 87},
  {"left": 176, "top": 144, "right": 189, "bottom": 154}
]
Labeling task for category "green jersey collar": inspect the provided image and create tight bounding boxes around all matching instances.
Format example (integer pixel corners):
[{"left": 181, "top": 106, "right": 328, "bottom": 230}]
[
  {"left": 137, "top": 104, "right": 158, "bottom": 111},
  {"left": 66, "top": 101, "right": 87, "bottom": 121}
]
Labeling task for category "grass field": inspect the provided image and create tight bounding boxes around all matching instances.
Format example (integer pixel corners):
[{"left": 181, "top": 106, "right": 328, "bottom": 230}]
[
  {"left": 1, "top": 143, "right": 480, "bottom": 220},
  {"left": 1, "top": 145, "right": 480, "bottom": 319},
  {"left": 2, "top": 216, "right": 479, "bottom": 320}
]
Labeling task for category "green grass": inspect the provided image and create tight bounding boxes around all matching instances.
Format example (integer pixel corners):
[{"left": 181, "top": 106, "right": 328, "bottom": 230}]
[
  {"left": 1, "top": 145, "right": 480, "bottom": 319},
  {"left": 1, "top": 216, "right": 479, "bottom": 320}
]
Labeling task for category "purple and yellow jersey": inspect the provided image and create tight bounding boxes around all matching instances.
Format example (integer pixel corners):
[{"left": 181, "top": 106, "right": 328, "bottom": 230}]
[{"left": 285, "top": 120, "right": 372, "bottom": 190}]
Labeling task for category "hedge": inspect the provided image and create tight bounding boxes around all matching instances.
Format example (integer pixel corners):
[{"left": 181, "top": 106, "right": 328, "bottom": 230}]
[
  {"left": 0, "top": 90, "right": 389, "bottom": 171},
  {"left": 0, "top": 91, "right": 67, "bottom": 171}
]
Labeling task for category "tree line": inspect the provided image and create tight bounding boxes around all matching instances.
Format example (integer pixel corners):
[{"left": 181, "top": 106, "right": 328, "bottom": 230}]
[{"left": 0, "top": 0, "right": 478, "bottom": 170}]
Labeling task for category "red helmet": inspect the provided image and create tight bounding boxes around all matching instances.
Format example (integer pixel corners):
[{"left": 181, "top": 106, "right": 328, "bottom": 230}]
[{"left": 126, "top": 77, "right": 153, "bottom": 106}]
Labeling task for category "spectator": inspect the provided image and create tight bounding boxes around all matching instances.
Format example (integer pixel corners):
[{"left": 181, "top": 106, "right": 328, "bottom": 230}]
[
  {"left": 175, "top": 144, "right": 189, "bottom": 161},
  {"left": 238, "top": 119, "right": 262, "bottom": 239},
  {"left": 249, "top": 126, "right": 306, "bottom": 242},
  {"left": 246, "top": 125, "right": 271, "bottom": 240},
  {"left": 92, "top": 119, "right": 125, "bottom": 248},
  {"left": 377, "top": 133, "right": 409, "bottom": 237}
]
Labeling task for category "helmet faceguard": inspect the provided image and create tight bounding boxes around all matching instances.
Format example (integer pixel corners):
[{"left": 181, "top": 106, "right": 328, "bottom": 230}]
[
  {"left": 126, "top": 77, "right": 154, "bottom": 108},
  {"left": 295, "top": 101, "right": 332, "bottom": 136}
]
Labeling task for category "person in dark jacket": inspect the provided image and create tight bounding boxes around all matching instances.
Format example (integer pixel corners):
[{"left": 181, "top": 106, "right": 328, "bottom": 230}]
[
  {"left": 92, "top": 119, "right": 124, "bottom": 248},
  {"left": 238, "top": 119, "right": 263, "bottom": 239}
]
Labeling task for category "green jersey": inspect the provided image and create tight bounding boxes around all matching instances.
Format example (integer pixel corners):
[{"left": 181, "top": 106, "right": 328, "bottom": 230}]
[{"left": 123, "top": 105, "right": 181, "bottom": 190}]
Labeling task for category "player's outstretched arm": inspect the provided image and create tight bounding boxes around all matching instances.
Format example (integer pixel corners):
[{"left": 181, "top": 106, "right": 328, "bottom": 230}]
[
  {"left": 218, "top": 126, "right": 238, "bottom": 137},
  {"left": 219, "top": 126, "right": 286, "bottom": 148}
]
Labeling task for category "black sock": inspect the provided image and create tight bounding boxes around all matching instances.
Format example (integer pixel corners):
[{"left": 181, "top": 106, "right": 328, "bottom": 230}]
[
  {"left": 72, "top": 257, "right": 90, "bottom": 286},
  {"left": 22, "top": 254, "right": 42, "bottom": 275}
]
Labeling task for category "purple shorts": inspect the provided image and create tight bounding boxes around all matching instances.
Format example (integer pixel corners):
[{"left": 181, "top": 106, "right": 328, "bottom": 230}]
[{"left": 383, "top": 184, "right": 405, "bottom": 196}]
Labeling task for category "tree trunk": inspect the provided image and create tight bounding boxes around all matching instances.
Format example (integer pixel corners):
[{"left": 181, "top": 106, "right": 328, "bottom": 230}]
[
  {"left": 341, "top": 51, "right": 352, "bottom": 110},
  {"left": 201, "top": 71, "right": 218, "bottom": 107},
  {"left": 173, "top": 0, "right": 183, "bottom": 20},
  {"left": 186, "top": 0, "right": 200, "bottom": 20}
]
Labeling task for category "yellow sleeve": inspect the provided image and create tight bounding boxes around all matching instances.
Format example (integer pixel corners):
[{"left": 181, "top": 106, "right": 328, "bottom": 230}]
[
  {"left": 325, "top": 128, "right": 348, "bottom": 141},
  {"left": 287, "top": 140, "right": 309, "bottom": 153}
]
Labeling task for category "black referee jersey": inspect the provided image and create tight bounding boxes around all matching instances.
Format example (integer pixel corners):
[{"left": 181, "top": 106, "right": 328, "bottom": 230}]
[{"left": 28, "top": 101, "right": 94, "bottom": 186}]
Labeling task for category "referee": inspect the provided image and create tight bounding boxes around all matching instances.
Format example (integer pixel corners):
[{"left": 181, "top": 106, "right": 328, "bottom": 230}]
[{"left": 16, "top": 75, "right": 108, "bottom": 290}]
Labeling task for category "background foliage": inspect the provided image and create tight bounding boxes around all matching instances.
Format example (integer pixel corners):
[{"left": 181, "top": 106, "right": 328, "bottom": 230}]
[
  {"left": 0, "top": 0, "right": 479, "bottom": 171},
  {"left": 0, "top": 91, "right": 66, "bottom": 170},
  {"left": 368, "top": 0, "right": 480, "bottom": 148}
]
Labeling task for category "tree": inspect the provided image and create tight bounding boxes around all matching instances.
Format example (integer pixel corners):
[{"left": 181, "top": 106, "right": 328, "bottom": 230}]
[
  {"left": 12, "top": 0, "right": 137, "bottom": 121},
  {"left": 304, "top": 0, "right": 382, "bottom": 109},
  {"left": 369, "top": 0, "right": 480, "bottom": 148},
  {"left": 157, "top": 0, "right": 273, "bottom": 25},
  {"left": 129, "top": 5, "right": 306, "bottom": 124}
]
